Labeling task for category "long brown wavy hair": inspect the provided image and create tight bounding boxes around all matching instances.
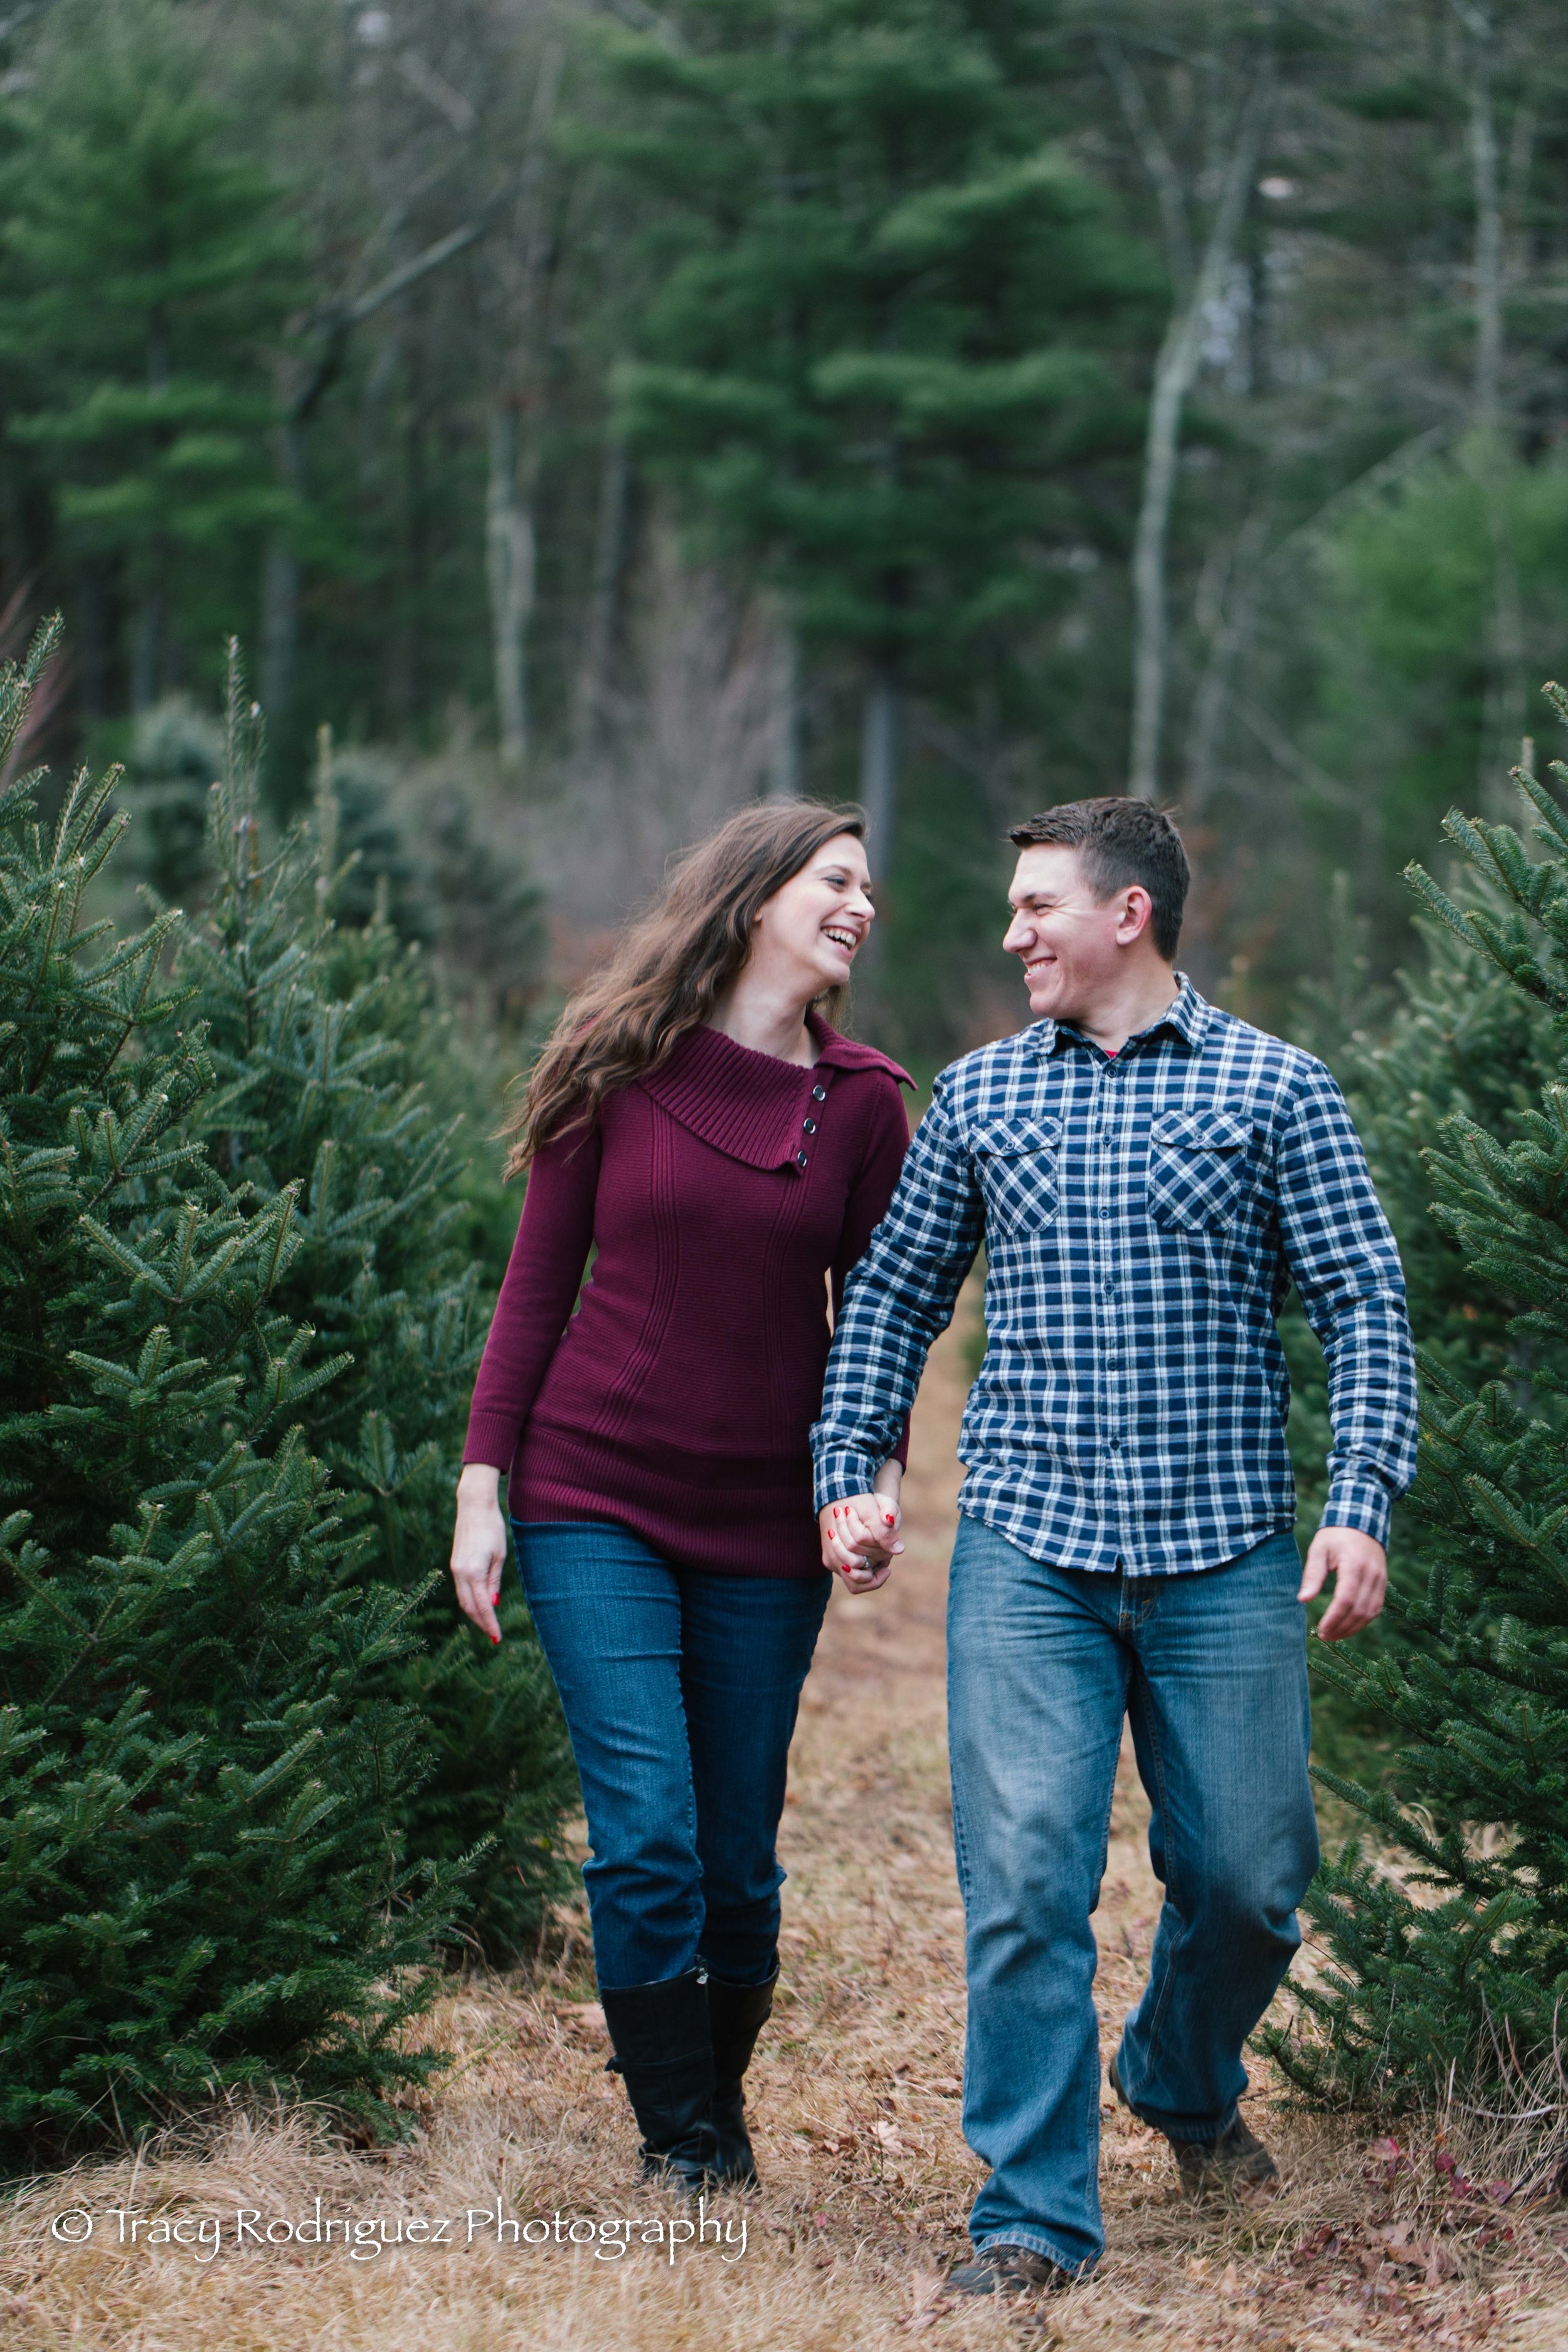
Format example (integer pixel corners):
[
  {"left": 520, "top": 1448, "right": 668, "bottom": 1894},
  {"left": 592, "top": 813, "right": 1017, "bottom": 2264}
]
[{"left": 503, "top": 800, "right": 868, "bottom": 1173}]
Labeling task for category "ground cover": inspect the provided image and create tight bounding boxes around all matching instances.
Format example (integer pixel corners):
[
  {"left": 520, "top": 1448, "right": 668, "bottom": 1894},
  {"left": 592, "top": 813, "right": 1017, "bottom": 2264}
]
[{"left": 3, "top": 1290, "right": 1563, "bottom": 2348}]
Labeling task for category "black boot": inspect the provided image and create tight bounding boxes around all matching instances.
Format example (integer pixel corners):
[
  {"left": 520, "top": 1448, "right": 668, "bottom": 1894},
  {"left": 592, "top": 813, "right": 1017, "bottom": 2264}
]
[
  {"left": 600, "top": 1969, "right": 719, "bottom": 2193},
  {"left": 705, "top": 1966, "right": 777, "bottom": 2186}
]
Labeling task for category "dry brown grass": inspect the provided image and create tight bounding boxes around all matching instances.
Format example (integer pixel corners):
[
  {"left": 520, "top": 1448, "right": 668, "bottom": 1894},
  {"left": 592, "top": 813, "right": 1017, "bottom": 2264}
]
[{"left": 4, "top": 1290, "right": 1567, "bottom": 2349}]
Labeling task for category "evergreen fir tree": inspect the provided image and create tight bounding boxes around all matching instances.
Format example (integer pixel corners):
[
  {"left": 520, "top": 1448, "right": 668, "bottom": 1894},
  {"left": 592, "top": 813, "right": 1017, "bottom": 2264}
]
[
  {"left": 1270, "top": 685, "right": 1568, "bottom": 2107},
  {"left": 0, "top": 0, "right": 300, "bottom": 705},
  {"left": 120, "top": 694, "right": 225, "bottom": 904},
  {"left": 1281, "top": 871, "right": 1562, "bottom": 1780},
  {"left": 0, "top": 620, "right": 456, "bottom": 2158},
  {"left": 158, "top": 659, "right": 575, "bottom": 1954},
  {"left": 596, "top": 0, "right": 1155, "bottom": 829}
]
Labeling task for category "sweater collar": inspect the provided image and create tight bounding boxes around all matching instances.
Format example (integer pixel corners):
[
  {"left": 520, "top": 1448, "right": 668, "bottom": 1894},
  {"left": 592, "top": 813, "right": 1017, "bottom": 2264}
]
[{"left": 637, "top": 1014, "right": 911, "bottom": 1170}]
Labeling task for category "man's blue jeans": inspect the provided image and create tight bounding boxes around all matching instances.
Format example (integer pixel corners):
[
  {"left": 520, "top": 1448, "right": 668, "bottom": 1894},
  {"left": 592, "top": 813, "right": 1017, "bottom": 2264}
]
[
  {"left": 946, "top": 1516, "right": 1318, "bottom": 2275},
  {"left": 514, "top": 1521, "right": 830, "bottom": 1992}
]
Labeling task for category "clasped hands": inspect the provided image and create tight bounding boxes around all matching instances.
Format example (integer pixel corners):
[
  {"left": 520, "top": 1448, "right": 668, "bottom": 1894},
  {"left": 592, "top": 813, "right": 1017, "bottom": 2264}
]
[
  {"left": 816, "top": 1500, "right": 1387, "bottom": 1628},
  {"left": 818, "top": 1493, "right": 904, "bottom": 1591}
]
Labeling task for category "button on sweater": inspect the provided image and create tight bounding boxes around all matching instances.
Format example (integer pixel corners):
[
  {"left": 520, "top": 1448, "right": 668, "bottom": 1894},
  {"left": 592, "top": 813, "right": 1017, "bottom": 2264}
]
[{"left": 463, "top": 1015, "right": 913, "bottom": 1577}]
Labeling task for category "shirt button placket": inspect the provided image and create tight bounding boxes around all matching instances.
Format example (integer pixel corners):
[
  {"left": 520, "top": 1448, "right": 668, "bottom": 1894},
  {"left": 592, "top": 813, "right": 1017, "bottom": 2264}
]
[
  {"left": 1088, "top": 1060, "right": 1113, "bottom": 1520},
  {"left": 1108, "top": 1055, "right": 1132, "bottom": 1559},
  {"left": 1098, "top": 1054, "right": 1125, "bottom": 1540}
]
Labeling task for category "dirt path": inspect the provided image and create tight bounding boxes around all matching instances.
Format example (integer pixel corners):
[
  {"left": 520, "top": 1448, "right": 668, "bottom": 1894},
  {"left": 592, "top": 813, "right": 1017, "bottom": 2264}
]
[{"left": 3, "top": 1292, "right": 1558, "bottom": 2348}]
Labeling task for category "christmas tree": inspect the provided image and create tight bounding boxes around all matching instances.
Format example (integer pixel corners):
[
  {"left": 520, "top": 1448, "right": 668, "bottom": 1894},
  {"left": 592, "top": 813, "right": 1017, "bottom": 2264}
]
[
  {"left": 1271, "top": 685, "right": 1568, "bottom": 2107},
  {"left": 1281, "top": 871, "right": 1561, "bottom": 1779},
  {"left": 161, "top": 662, "right": 575, "bottom": 1955},
  {"left": 0, "top": 621, "right": 455, "bottom": 2158}
]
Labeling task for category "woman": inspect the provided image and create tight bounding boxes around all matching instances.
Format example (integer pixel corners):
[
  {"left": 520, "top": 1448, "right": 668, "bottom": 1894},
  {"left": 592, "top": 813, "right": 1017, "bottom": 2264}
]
[{"left": 449, "top": 802, "right": 911, "bottom": 2194}]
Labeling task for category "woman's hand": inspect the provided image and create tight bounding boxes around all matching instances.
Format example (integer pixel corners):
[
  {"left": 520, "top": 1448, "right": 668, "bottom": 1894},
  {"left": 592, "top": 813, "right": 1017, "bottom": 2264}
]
[
  {"left": 818, "top": 1491, "right": 903, "bottom": 1592},
  {"left": 451, "top": 1463, "right": 508, "bottom": 1643}
]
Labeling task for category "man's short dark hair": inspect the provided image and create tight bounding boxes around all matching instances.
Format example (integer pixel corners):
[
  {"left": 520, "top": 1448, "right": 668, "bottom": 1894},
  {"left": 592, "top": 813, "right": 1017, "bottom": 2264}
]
[{"left": 1008, "top": 798, "right": 1190, "bottom": 962}]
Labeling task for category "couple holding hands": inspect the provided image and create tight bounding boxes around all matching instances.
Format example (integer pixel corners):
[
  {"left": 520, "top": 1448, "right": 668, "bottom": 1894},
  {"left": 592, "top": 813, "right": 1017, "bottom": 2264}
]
[{"left": 448, "top": 794, "right": 1416, "bottom": 2297}]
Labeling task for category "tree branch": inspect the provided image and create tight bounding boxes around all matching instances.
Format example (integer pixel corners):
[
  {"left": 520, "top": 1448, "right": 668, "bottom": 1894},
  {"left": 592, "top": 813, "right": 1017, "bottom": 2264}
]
[
  {"left": 288, "top": 164, "right": 546, "bottom": 423},
  {"left": 1098, "top": 34, "right": 1194, "bottom": 295},
  {"left": 1126, "top": 56, "right": 1275, "bottom": 798}
]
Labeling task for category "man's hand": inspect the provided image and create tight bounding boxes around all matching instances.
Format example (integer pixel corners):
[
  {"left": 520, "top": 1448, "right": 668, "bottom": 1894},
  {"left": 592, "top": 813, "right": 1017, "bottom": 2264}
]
[
  {"left": 818, "top": 1493, "right": 903, "bottom": 1591},
  {"left": 1298, "top": 1526, "right": 1387, "bottom": 1641}
]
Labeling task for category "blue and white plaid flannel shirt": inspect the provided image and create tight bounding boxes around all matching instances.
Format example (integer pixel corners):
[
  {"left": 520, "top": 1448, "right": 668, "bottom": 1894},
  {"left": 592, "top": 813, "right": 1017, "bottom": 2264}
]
[{"left": 812, "top": 977, "right": 1417, "bottom": 1573}]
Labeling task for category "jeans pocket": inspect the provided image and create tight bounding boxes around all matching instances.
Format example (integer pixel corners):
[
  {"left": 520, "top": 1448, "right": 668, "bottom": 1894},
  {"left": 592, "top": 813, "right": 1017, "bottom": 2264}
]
[
  {"left": 1146, "top": 1108, "right": 1252, "bottom": 1233},
  {"left": 972, "top": 1114, "right": 1062, "bottom": 1241}
]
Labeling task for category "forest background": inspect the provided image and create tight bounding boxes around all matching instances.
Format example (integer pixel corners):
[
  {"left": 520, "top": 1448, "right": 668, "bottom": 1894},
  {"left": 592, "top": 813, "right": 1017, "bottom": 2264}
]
[
  {"left": 2, "top": 0, "right": 1568, "bottom": 2168},
  {"left": 2, "top": 0, "right": 1563, "bottom": 1067}
]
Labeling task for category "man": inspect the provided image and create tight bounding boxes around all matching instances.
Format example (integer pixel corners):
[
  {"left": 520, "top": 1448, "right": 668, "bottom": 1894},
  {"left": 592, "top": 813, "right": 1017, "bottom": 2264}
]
[{"left": 811, "top": 798, "right": 1416, "bottom": 2295}]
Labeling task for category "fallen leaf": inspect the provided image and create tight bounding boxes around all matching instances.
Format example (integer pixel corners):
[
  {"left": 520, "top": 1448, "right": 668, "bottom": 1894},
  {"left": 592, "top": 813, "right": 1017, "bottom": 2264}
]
[
  {"left": 1218, "top": 2260, "right": 1240, "bottom": 2298},
  {"left": 875, "top": 2117, "right": 908, "bottom": 2155}
]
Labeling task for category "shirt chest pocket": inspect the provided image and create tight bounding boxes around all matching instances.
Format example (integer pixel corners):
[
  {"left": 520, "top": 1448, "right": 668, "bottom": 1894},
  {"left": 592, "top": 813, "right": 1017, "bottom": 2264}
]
[
  {"left": 971, "top": 1115, "right": 1063, "bottom": 1240},
  {"left": 1146, "top": 1109, "right": 1254, "bottom": 1234}
]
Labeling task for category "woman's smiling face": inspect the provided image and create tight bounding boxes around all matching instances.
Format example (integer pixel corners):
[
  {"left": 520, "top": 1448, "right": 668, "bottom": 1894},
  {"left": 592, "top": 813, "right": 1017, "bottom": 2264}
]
[{"left": 748, "top": 831, "right": 875, "bottom": 995}]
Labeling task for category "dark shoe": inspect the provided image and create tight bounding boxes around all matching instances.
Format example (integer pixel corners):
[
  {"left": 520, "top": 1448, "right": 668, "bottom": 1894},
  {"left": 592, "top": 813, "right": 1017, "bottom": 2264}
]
[
  {"left": 941, "top": 2243, "right": 1073, "bottom": 2298},
  {"left": 1107, "top": 2053, "right": 1279, "bottom": 2200},
  {"left": 706, "top": 1966, "right": 776, "bottom": 2187},
  {"left": 1170, "top": 2116, "right": 1279, "bottom": 2200},
  {"left": 600, "top": 1969, "right": 719, "bottom": 2193}
]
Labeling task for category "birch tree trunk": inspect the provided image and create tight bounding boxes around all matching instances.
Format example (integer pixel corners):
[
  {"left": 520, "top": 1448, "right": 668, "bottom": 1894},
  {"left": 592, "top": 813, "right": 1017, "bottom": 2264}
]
[
  {"left": 1183, "top": 511, "right": 1267, "bottom": 815},
  {"left": 860, "top": 668, "right": 898, "bottom": 879},
  {"left": 767, "top": 617, "right": 800, "bottom": 799},
  {"left": 1120, "top": 64, "right": 1274, "bottom": 799},
  {"left": 483, "top": 43, "right": 563, "bottom": 775},
  {"left": 1452, "top": 0, "right": 1524, "bottom": 813},
  {"left": 573, "top": 422, "right": 629, "bottom": 758},
  {"left": 260, "top": 417, "right": 304, "bottom": 725},
  {"left": 486, "top": 401, "right": 536, "bottom": 771},
  {"left": 1462, "top": 2, "right": 1503, "bottom": 430}
]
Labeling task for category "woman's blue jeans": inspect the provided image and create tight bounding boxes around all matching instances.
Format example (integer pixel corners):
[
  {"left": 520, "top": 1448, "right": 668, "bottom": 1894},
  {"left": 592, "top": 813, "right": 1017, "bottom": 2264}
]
[
  {"left": 946, "top": 1516, "right": 1319, "bottom": 2276},
  {"left": 513, "top": 1521, "right": 830, "bottom": 1993}
]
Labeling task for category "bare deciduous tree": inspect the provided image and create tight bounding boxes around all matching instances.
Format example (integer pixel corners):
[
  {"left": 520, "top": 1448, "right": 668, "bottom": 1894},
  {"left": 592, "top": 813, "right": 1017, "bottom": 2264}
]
[{"left": 1101, "top": 24, "right": 1276, "bottom": 800}]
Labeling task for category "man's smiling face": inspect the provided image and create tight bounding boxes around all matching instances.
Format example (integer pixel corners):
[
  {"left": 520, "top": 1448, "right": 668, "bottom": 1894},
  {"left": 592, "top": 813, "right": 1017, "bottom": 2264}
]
[{"left": 1002, "top": 843, "right": 1133, "bottom": 1025}]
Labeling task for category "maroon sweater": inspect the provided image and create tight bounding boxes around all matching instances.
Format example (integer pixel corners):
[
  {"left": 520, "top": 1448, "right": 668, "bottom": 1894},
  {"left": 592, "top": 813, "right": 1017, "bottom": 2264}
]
[{"left": 463, "top": 1016, "right": 913, "bottom": 1577}]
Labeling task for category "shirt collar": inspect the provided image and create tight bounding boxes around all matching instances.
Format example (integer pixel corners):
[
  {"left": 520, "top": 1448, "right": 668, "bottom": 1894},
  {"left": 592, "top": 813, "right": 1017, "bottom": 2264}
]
[{"left": 1029, "top": 973, "right": 1210, "bottom": 1061}]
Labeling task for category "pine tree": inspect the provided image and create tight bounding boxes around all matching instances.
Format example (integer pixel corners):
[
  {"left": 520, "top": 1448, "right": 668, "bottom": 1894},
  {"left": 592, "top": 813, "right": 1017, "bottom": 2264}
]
[
  {"left": 0, "top": 621, "right": 456, "bottom": 2158},
  {"left": 1280, "top": 870, "right": 1562, "bottom": 1781},
  {"left": 120, "top": 694, "right": 226, "bottom": 904},
  {"left": 158, "top": 661, "right": 575, "bottom": 1955},
  {"left": 596, "top": 0, "right": 1155, "bottom": 839},
  {"left": 0, "top": 0, "right": 300, "bottom": 707},
  {"left": 1269, "top": 685, "right": 1568, "bottom": 2107}
]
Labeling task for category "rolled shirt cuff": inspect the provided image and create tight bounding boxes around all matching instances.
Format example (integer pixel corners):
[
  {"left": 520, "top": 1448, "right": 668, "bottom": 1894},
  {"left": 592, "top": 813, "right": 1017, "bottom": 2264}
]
[
  {"left": 812, "top": 1448, "right": 882, "bottom": 1513},
  {"left": 1319, "top": 1473, "right": 1393, "bottom": 1548}
]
